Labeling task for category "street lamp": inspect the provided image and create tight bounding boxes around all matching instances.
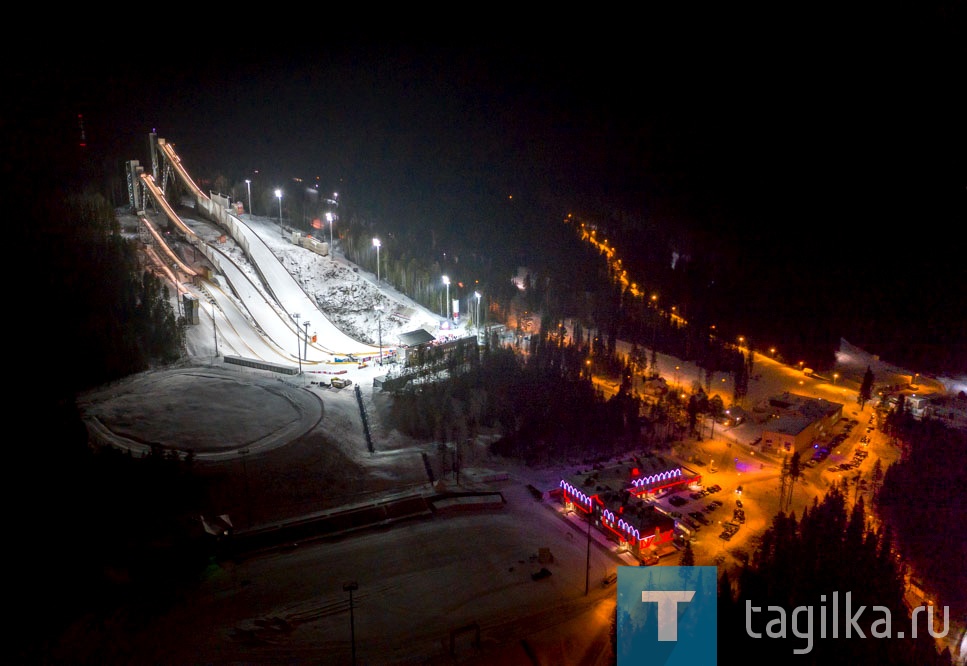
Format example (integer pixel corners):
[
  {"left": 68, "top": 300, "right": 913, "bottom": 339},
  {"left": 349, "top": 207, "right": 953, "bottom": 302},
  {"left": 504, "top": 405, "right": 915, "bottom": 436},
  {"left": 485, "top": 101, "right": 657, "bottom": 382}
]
[
  {"left": 303, "top": 320, "right": 311, "bottom": 360},
  {"left": 343, "top": 581, "right": 358, "bottom": 666},
  {"left": 275, "top": 189, "right": 283, "bottom": 237},
  {"left": 833, "top": 372, "right": 839, "bottom": 385},
  {"left": 244, "top": 179, "right": 252, "bottom": 215},
  {"left": 372, "top": 238, "right": 381, "bottom": 282},
  {"left": 375, "top": 305, "right": 383, "bottom": 366},
  {"left": 442, "top": 275, "right": 450, "bottom": 321},
  {"left": 293, "top": 313, "right": 302, "bottom": 374},
  {"left": 326, "top": 212, "right": 334, "bottom": 250},
  {"left": 584, "top": 506, "right": 592, "bottom": 595},
  {"left": 474, "top": 291, "right": 481, "bottom": 334}
]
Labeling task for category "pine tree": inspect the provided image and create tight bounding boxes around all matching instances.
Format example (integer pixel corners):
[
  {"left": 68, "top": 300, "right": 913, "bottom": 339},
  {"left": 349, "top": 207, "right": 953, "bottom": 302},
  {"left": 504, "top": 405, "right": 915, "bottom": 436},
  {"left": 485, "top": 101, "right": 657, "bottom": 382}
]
[
  {"left": 859, "top": 365, "right": 875, "bottom": 406},
  {"left": 870, "top": 457, "right": 884, "bottom": 498},
  {"left": 679, "top": 539, "right": 695, "bottom": 566}
]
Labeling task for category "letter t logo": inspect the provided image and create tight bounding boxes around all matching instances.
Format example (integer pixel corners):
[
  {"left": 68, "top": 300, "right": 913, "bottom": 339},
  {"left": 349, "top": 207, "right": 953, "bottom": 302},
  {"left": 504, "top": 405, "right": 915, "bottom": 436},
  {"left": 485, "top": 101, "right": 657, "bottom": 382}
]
[{"left": 641, "top": 591, "right": 696, "bottom": 641}]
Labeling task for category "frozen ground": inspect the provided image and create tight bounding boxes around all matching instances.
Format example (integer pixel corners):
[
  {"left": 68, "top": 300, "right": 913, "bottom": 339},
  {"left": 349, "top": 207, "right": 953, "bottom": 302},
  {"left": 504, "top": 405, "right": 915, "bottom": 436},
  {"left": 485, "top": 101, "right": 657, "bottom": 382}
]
[
  {"left": 75, "top": 338, "right": 963, "bottom": 664},
  {"left": 66, "top": 209, "right": 965, "bottom": 664}
]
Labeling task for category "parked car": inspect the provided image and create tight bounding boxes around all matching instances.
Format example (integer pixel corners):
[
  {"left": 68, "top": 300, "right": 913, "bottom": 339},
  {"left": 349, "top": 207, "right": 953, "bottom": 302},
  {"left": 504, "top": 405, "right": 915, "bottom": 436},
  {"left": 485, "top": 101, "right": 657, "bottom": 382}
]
[{"left": 689, "top": 511, "right": 710, "bottom": 525}]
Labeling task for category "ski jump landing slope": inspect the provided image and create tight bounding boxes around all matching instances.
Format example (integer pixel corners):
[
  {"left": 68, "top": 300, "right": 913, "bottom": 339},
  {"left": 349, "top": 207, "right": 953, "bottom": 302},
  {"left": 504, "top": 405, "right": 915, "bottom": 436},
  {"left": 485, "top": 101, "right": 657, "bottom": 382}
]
[{"left": 145, "top": 138, "right": 380, "bottom": 362}]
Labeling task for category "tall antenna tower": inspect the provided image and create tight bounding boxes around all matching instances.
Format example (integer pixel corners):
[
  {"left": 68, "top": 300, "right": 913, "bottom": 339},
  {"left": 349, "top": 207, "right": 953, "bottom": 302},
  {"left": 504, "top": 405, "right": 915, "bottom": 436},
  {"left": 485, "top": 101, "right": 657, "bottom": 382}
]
[{"left": 778, "top": 455, "right": 792, "bottom": 513}]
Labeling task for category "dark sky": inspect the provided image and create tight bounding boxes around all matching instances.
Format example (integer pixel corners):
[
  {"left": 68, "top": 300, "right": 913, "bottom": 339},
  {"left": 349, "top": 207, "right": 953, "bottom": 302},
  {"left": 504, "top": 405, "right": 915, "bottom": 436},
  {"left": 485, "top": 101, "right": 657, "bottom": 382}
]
[
  {"left": 7, "top": 12, "right": 966, "bottom": 372},
  {"left": 26, "top": 20, "right": 962, "bottom": 245}
]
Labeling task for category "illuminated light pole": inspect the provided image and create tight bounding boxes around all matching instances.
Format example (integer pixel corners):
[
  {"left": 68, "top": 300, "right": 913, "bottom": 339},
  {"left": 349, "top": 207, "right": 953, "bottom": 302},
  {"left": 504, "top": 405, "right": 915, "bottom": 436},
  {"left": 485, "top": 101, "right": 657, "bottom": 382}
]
[
  {"left": 833, "top": 372, "right": 839, "bottom": 385},
  {"left": 293, "top": 312, "right": 302, "bottom": 374},
  {"left": 372, "top": 237, "right": 381, "bottom": 282},
  {"left": 343, "top": 581, "right": 358, "bottom": 666},
  {"left": 442, "top": 275, "right": 450, "bottom": 322},
  {"left": 303, "top": 320, "right": 311, "bottom": 360},
  {"left": 244, "top": 179, "right": 252, "bottom": 215},
  {"left": 585, "top": 506, "right": 592, "bottom": 596},
  {"left": 474, "top": 291, "right": 481, "bottom": 334},
  {"left": 275, "top": 188, "right": 283, "bottom": 237}
]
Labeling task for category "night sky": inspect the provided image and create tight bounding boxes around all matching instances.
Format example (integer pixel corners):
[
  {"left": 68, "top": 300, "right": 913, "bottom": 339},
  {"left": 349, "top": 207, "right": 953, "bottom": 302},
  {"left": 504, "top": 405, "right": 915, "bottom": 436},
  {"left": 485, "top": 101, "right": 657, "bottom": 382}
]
[{"left": 7, "top": 11, "right": 966, "bottom": 374}]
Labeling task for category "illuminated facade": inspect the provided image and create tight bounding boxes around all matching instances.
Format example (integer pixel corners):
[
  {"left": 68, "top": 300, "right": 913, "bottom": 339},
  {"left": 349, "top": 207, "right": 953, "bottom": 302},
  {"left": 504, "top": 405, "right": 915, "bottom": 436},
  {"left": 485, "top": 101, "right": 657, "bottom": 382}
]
[
  {"left": 759, "top": 392, "right": 844, "bottom": 454},
  {"left": 558, "top": 457, "right": 701, "bottom": 562}
]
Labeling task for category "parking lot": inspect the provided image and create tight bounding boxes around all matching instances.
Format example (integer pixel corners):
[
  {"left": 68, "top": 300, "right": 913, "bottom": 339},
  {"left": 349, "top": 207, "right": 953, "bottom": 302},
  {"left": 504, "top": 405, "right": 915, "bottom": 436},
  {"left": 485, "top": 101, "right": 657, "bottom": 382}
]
[
  {"left": 653, "top": 407, "right": 896, "bottom": 569},
  {"left": 651, "top": 475, "right": 763, "bottom": 564}
]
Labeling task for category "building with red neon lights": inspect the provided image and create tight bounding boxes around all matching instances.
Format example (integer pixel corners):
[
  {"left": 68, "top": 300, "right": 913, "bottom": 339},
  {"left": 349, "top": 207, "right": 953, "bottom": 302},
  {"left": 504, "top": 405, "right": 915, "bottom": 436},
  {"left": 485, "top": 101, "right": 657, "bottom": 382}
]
[{"left": 558, "top": 456, "right": 701, "bottom": 562}]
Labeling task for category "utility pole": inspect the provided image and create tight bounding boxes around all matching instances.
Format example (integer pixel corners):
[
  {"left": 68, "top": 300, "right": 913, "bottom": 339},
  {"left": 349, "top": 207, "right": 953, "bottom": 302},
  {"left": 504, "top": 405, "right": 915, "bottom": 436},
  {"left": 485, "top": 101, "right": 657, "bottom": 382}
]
[
  {"left": 239, "top": 448, "right": 251, "bottom": 525},
  {"left": 376, "top": 306, "right": 383, "bottom": 366},
  {"left": 585, "top": 508, "right": 592, "bottom": 596},
  {"left": 275, "top": 189, "right": 283, "bottom": 237},
  {"left": 778, "top": 455, "right": 792, "bottom": 513},
  {"left": 474, "top": 291, "right": 481, "bottom": 336},
  {"left": 210, "top": 300, "right": 219, "bottom": 365},
  {"left": 303, "top": 320, "right": 311, "bottom": 360},
  {"left": 293, "top": 313, "right": 302, "bottom": 374},
  {"left": 343, "top": 581, "right": 358, "bottom": 665}
]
